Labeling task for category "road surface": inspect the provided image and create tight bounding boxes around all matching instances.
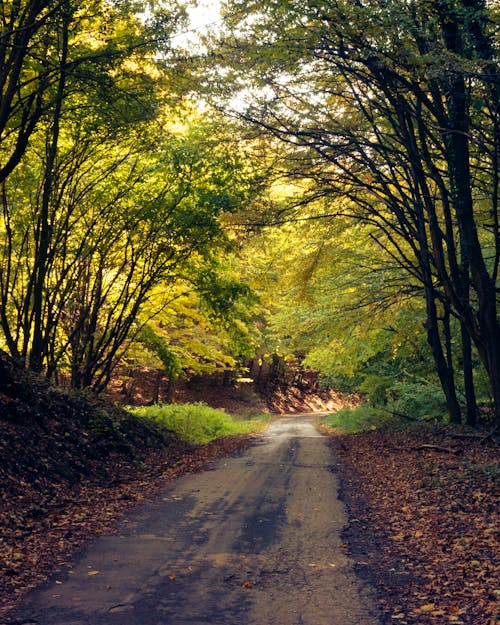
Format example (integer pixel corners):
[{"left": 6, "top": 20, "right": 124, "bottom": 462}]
[{"left": 11, "top": 415, "right": 380, "bottom": 625}]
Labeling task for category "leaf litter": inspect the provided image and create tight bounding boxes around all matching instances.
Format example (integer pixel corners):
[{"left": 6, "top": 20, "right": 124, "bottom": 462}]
[
  {"left": 0, "top": 351, "right": 254, "bottom": 620},
  {"left": 330, "top": 426, "right": 499, "bottom": 625}
]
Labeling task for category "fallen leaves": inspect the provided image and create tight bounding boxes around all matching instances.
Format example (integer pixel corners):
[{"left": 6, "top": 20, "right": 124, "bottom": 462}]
[
  {"left": 419, "top": 604, "right": 436, "bottom": 613},
  {"left": 0, "top": 374, "right": 254, "bottom": 621},
  {"left": 331, "top": 425, "right": 499, "bottom": 625}
]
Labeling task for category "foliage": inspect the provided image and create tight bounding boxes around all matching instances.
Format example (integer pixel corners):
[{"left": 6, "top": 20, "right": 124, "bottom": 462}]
[
  {"left": 0, "top": 107, "right": 263, "bottom": 389},
  {"left": 0, "top": 0, "right": 184, "bottom": 183},
  {"left": 201, "top": 0, "right": 500, "bottom": 425},
  {"left": 235, "top": 199, "right": 489, "bottom": 420},
  {"left": 0, "top": 0, "right": 268, "bottom": 392},
  {"left": 135, "top": 324, "right": 181, "bottom": 380},
  {"left": 130, "top": 403, "right": 269, "bottom": 443},
  {"left": 387, "top": 380, "right": 449, "bottom": 422},
  {"left": 324, "top": 405, "right": 399, "bottom": 434}
]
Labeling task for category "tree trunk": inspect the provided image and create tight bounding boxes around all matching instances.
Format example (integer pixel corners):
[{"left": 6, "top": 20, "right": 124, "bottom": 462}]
[
  {"left": 165, "top": 376, "right": 177, "bottom": 403},
  {"left": 30, "top": 5, "right": 70, "bottom": 373},
  {"left": 461, "top": 321, "right": 477, "bottom": 427},
  {"left": 424, "top": 287, "right": 462, "bottom": 423},
  {"left": 152, "top": 370, "right": 162, "bottom": 404}
]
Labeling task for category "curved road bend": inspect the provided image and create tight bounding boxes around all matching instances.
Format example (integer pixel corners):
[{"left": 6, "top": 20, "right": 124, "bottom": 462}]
[{"left": 12, "top": 415, "right": 381, "bottom": 625}]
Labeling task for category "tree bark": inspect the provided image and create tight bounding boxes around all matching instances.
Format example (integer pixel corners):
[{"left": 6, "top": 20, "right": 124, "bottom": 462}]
[
  {"left": 424, "top": 288, "right": 462, "bottom": 423},
  {"left": 30, "top": 3, "right": 70, "bottom": 373}
]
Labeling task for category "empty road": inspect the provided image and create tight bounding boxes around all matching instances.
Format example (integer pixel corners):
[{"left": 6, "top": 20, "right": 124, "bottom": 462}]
[{"left": 11, "top": 415, "right": 380, "bottom": 625}]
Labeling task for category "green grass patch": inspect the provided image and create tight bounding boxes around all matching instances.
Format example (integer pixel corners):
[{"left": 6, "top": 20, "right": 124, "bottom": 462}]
[
  {"left": 128, "top": 403, "right": 271, "bottom": 444},
  {"left": 324, "top": 405, "right": 401, "bottom": 434}
]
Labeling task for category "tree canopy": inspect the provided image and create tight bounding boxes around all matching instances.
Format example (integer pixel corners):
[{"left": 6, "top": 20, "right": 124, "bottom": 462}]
[
  {"left": 1, "top": 0, "right": 499, "bottom": 427},
  {"left": 189, "top": 0, "right": 499, "bottom": 425}
]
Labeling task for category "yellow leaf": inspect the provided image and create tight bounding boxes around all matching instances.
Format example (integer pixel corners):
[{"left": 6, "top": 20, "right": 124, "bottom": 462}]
[
  {"left": 419, "top": 603, "right": 436, "bottom": 612},
  {"left": 87, "top": 570, "right": 100, "bottom": 576},
  {"left": 414, "top": 530, "right": 423, "bottom": 538},
  {"left": 169, "top": 573, "right": 177, "bottom": 580}
]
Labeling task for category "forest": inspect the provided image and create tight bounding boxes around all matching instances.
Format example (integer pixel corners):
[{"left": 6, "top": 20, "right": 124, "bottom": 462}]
[
  {"left": 0, "top": 1, "right": 499, "bottom": 623},
  {"left": 0, "top": 0, "right": 499, "bottom": 428},
  {"left": 0, "top": 0, "right": 498, "bottom": 428}
]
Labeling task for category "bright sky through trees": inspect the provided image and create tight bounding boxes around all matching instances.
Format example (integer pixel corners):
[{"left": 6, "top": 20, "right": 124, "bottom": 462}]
[{"left": 173, "top": 0, "right": 221, "bottom": 48}]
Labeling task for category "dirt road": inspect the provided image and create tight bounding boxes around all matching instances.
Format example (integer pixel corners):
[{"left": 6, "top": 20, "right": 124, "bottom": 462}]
[{"left": 10, "top": 415, "right": 380, "bottom": 625}]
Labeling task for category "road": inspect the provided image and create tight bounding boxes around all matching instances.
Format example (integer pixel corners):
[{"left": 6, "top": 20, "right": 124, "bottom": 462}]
[{"left": 11, "top": 415, "right": 380, "bottom": 625}]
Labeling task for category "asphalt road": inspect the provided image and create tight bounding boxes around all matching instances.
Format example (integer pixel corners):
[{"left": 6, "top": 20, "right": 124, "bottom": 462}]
[{"left": 11, "top": 415, "right": 381, "bottom": 625}]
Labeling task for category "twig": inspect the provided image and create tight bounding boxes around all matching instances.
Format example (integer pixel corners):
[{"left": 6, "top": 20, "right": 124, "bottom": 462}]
[
  {"left": 410, "top": 444, "right": 463, "bottom": 455},
  {"left": 479, "top": 428, "right": 498, "bottom": 444}
]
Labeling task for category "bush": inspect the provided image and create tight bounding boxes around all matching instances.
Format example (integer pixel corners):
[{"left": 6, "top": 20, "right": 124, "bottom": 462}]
[
  {"left": 129, "top": 403, "right": 269, "bottom": 444},
  {"left": 387, "top": 380, "right": 447, "bottom": 421},
  {"left": 324, "top": 405, "right": 401, "bottom": 434}
]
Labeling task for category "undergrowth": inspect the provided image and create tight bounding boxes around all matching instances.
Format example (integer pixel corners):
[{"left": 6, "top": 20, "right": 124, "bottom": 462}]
[
  {"left": 324, "top": 405, "right": 403, "bottom": 434},
  {"left": 129, "top": 403, "right": 270, "bottom": 444}
]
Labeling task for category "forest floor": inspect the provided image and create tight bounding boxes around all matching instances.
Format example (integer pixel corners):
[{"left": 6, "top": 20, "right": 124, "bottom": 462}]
[
  {"left": 1, "top": 355, "right": 498, "bottom": 624},
  {"left": 331, "top": 426, "right": 499, "bottom": 625}
]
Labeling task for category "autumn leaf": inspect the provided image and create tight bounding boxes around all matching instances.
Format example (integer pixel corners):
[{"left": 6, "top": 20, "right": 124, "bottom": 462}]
[{"left": 331, "top": 427, "right": 499, "bottom": 625}]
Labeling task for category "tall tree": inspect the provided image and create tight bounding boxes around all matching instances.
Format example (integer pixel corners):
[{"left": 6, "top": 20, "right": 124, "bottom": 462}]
[
  {"left": 199, "top": 0, "right": 500, "bottom": 424},
  {"left": 0, "top": 0, "right": 182, "bottom": 183}
]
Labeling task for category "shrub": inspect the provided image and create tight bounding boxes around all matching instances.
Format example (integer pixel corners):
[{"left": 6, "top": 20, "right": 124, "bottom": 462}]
[
  {"left": 387, "top": 380, "right": 447, "bottom": 421},
  {"left": 324, "top": 405, "right": 401, "bottom": 434}
]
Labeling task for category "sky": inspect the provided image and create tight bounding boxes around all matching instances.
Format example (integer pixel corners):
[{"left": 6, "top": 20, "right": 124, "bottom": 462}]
[{"left": 172, "top": 0, "right": 222, "bottom": 48}]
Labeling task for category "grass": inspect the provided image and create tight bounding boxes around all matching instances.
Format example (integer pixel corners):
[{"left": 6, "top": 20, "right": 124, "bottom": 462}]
[
  {"left": 324, "top": 405, "right": 402, "bottom": 434},
  {"left": 129, "top": 402, "right": 271, "bottom": 444}
]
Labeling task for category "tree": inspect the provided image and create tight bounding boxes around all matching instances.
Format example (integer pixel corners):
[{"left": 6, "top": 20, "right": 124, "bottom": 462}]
[
  {"left": 0, "top": 108, "right": 263, "bottom": 390},
  {"left": 0, "top": 0, "right": 182, "bottom": 184},
  {"left": 198, "top": 0, "right": 500, "bottom": 424}
]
